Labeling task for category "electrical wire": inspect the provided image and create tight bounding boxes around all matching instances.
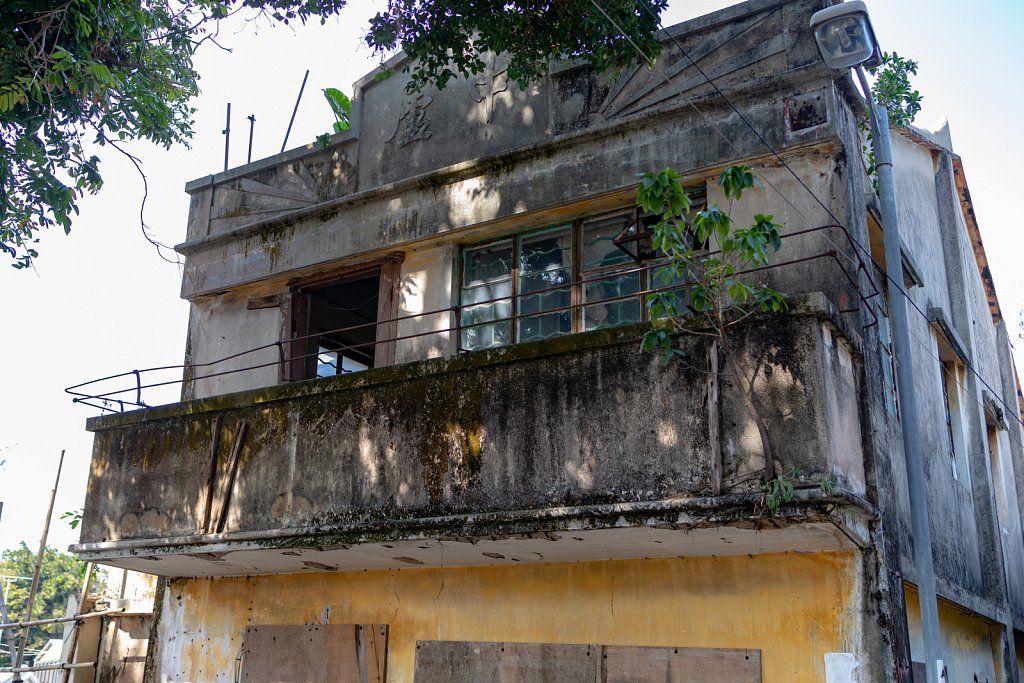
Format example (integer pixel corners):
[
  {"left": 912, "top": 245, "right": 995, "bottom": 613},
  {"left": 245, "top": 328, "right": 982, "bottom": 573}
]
[{"left": 589, "top": 0, "right": 1024, "bottom": 437}]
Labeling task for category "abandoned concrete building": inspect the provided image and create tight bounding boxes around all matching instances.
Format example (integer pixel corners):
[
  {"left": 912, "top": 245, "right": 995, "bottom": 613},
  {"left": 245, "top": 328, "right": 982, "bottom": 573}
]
[{"left": 66, "top": 0, "right": 1024, "bottom": 680}]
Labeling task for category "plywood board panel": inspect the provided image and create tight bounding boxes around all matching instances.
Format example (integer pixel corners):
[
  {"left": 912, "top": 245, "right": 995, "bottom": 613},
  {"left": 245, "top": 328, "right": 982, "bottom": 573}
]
[
  {"left": 240, "top": 624, "right": 387, "bottom": 683},
  {"left": 416, "top": 641, "right": 760, "bottom": 683},
  {"left": 414, "top": 640, "right": 599, "bottom": 682},
  {"left": 676, "top": 647, "right": 761, "bottom": 683},
  {"left": 604, "top": 644, "right": 679, "bottom": 681}
]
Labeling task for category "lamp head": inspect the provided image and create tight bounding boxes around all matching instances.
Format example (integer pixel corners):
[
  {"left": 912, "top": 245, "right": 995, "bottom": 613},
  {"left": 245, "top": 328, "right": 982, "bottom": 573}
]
[{"left": 810, "top": 1, "right": 882, "bottom": 69}]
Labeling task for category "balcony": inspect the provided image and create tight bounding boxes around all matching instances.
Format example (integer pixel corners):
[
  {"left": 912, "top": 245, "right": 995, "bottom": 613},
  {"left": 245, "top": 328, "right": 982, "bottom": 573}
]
[{"left": 71, "top": 290, "right": 874, "bottom": 577}]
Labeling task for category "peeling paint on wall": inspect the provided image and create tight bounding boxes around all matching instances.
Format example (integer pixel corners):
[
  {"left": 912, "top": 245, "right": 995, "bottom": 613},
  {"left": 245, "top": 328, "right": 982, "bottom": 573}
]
[{"left": 154, "top": 551, "right": 865, "bottom": 682}]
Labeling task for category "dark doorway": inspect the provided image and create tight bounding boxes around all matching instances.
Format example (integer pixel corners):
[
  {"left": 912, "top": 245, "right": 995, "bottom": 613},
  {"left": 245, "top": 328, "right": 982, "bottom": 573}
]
[{"left": 299, "top": 271, "right": 381, "bottom": 379}]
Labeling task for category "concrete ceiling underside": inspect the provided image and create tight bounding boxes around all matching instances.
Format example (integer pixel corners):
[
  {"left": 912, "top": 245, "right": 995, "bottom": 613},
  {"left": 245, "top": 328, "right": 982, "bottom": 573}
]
[{"left": 75, "top": 521, "right": 859, "bottom": 577}]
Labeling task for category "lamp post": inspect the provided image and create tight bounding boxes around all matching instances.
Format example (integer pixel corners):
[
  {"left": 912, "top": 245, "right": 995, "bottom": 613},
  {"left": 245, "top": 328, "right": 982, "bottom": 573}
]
[{"left": 810, "top": 3, "right": 944, "bottom": 682}]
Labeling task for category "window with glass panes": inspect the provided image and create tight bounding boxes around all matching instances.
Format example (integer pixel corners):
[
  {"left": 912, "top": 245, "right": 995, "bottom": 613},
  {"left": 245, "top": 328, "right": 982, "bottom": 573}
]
[{"left": 459, "top": 196, "right": 704, "bottom": 352}]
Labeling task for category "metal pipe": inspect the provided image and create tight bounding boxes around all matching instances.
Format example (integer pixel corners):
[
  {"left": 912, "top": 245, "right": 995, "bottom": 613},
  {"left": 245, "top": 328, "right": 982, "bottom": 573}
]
[
  {"left": 1, "top": 661, "right": 95, "bottom": 673},
  {"left": 857, "top": 65, "right": 943, "bottom": 683},
  {"left": 0, "top": 607, "right": 123, "bottom": 631},
  {"left": 12, "top": 450, "right": 64, "bottom": 682},
  {"left": 64, "top": 225, "right": 880, "bottom": 406},
  {"left": 222, "top": 102, "right": 231, "bottom": 172},
  {"left": 71, "top": 250, "right": 877, "bottom": 405},
  {"left": 247, "top": 115, "right": 256, "bottom": 164},
  {"left": 281, "top": 70, "right": 310, "bottom": 153}
]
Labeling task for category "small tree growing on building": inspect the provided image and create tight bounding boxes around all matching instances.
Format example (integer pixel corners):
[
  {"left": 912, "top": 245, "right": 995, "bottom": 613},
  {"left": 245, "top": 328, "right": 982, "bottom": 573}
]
[
  {"left": 860, "top": 52, "right": 923, "bottom": 188},
  {"left": 638, "top": 165, "right": 786, "bottom": 482}
]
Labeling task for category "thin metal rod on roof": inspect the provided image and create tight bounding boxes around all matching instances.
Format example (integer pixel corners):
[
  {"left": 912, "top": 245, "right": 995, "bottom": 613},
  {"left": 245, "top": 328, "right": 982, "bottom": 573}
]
[
  {"left": 281, "top": 70, "right": 310, "bottom": 153},
  {"left": 222, "top": 102, "right": 232, "bottom": 172},
  {"left": 247, "top": 115, "right": 256, "bottom": 164}
]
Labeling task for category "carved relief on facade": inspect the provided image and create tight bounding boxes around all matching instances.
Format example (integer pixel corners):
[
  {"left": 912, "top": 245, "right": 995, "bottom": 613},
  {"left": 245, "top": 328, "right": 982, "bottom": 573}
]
[
  {"left": 386, "top": 93, "right": 434, "bottom": 147},
  {"left": 469, "top": 55, "right": 512, "bottom": 124}
]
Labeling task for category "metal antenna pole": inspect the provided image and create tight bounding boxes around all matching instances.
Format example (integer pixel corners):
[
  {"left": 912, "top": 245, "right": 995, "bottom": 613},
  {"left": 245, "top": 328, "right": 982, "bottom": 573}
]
[
  {"left": 281, "top": 69, "right": 310, "bottom": 153},
  {"left": 857, "top": 65, "right": 944, "bottom": 683},
  {"left": 222, "top": 103, "right": 232, "bottom": 172},
  {"left": 246, "top": 115, "right": 256, "bottom": 164},
  {"left": 12, "top": 450, "right": 65, "bottom": 682}
]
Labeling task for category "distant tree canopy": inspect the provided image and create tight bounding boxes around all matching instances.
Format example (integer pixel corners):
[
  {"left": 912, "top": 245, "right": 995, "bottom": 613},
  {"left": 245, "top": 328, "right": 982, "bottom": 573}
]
[
  {"left": 1, "top": 0, "right": 665, "bottom": 268},
  {"left": 0, "top": 544, "right": 86, "bottom": 658}
]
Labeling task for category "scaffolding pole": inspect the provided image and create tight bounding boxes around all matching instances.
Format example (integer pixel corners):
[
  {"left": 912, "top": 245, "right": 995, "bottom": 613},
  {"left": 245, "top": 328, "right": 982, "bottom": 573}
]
[
  {"left": 12, "top": 450, "right": 64, "bottom": 682},
  {"left": 60, "top": 562, "right": 94, "bottom": 683},
  {"left": 1, "top": 661, "right": 96, "bottom": 673},
  {"left": 0, "top": 607, "right": 123, "bottom": 631},
  {"left": 0, "top": 504, "right": 18, "bottom": 667}
]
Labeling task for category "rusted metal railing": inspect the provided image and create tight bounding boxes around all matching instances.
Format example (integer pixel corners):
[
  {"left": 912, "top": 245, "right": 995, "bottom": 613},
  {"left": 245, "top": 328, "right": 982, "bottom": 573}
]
[{"left": 65, "top": 224, "right": 885, "bottom": 413}]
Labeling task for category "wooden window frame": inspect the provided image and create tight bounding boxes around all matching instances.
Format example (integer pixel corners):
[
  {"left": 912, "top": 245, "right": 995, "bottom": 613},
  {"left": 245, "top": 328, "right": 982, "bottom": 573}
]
[
  {"left": 933, "top": 325, "right": 970, "bottom": 487},
  {"left": 282, "top": 254, "right": 403, "bottom": 383}
]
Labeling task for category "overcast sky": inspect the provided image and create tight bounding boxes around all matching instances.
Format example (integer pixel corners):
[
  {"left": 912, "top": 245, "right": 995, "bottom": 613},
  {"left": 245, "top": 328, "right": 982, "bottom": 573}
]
[{"left": 1, "top": 0, "right": 1022, "bottom": 555}]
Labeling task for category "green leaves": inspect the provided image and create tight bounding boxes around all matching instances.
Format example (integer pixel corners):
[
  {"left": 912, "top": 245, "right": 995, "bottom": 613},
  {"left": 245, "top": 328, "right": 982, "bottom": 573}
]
[
  {"left": 860, "top": 51, "right": 922, "bottom": 191},
  {"left": 636, "top": 164, "right": 787, "bottom": 354},
  {"left": 61, "top": 509, "right": 84, "bottom": 530},
  {"left": 364, "top": 0, "right": 668, "bottom": 93},
  {"left": 762, "top": 468, "right": 800, "bottom": 516},
  {"left": 638, "top": 167, "right": 689, "bottom": 218},
  {"left": 1, "top": 0, "right": 202, "bottom": 266},
  {"left": 323, "top": 87, "right": 351, "bottom": 133},
  {"left": 718, "top": 165, "right": 755, "bottom": 200},
  {"left": 3, "top": 0, "right": 674, "bottom": 265},
  {"left": 868, "top": 51, "right": 922, "bottom": 128},
  {"left": 691, "top": 205, "right": 730, "bottom": 245},
  {"left": 641, "top": 325, "right": 685, "bottom": 365},
  {"left": 1, "top": 543, "right": 89, "bottom": 653}
]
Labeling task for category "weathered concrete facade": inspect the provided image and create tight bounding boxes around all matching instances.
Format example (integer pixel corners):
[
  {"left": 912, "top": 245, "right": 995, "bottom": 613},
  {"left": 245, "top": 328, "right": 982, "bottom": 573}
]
[{"left": 71, "top": 0, "right": 1024, "bottom": 681}]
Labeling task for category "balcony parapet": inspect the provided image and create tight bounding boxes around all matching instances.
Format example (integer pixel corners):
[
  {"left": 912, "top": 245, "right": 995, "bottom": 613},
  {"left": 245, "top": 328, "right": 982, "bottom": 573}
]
[{"left": 75, "top": 293, "right": 869, "bottom": 576}]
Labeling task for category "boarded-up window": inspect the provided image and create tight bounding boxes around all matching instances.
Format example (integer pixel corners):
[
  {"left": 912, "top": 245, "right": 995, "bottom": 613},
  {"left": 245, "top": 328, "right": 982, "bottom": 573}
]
[
  {"left": 413, "top": 640, "right": 760, "bottom": 682},
  {"left": 239, "top": 624, "right": 387, "bottom": 683}
]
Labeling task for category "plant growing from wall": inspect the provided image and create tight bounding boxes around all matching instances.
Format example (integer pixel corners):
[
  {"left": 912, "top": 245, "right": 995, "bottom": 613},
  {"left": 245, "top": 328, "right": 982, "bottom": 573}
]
[
  {"left": 860, "top": 52, "right": 923, "bottom": 187},
  {"left": 761, "top": 467, "right": 800, "bottom": 516},
  {"left": 867, "top": 52, "right": 922, "bottom": 127},
  {"left": 638, "top": 165, "right": 786, "bottom": 483},
  {"left": 316, "top": 87, "right": 351, "bottom": 147}
]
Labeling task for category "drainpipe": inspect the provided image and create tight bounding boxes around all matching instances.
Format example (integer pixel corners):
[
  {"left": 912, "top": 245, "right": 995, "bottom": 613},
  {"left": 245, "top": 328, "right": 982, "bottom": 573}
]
[{"left": 857, "top": 66, "right": 944, "bottom": 682}]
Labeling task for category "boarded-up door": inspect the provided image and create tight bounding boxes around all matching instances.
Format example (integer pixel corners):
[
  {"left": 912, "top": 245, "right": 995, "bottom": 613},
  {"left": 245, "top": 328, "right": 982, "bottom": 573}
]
[
  {"left": 239, "top": 624, "right": 387, "bottom": 683},
  {"left": 413, "top": 640, "right": 760, "bottom": 682}
]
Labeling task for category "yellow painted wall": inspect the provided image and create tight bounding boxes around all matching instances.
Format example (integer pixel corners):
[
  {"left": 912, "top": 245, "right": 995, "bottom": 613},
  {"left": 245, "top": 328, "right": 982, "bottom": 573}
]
[
  {"left": 904, "top": 584, "right": 1003, "bottom": 682},
  {"left": 157, "top": 550, "right": 866, "bottom": 682}
]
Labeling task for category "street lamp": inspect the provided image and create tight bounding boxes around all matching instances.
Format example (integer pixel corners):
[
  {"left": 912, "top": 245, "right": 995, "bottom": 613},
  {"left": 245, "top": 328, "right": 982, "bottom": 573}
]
[
  {"left": 810, "top": 1, "right": 881, "bottom": 70},
  {"left": 810, "top": 4, "right": 944, "bottom": 683}
]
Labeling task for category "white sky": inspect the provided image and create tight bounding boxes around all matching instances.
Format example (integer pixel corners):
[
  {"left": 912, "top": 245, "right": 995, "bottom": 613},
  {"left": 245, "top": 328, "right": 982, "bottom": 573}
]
[{"left": 1, "top": 0, "right": 1022, "bottom": 554}]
